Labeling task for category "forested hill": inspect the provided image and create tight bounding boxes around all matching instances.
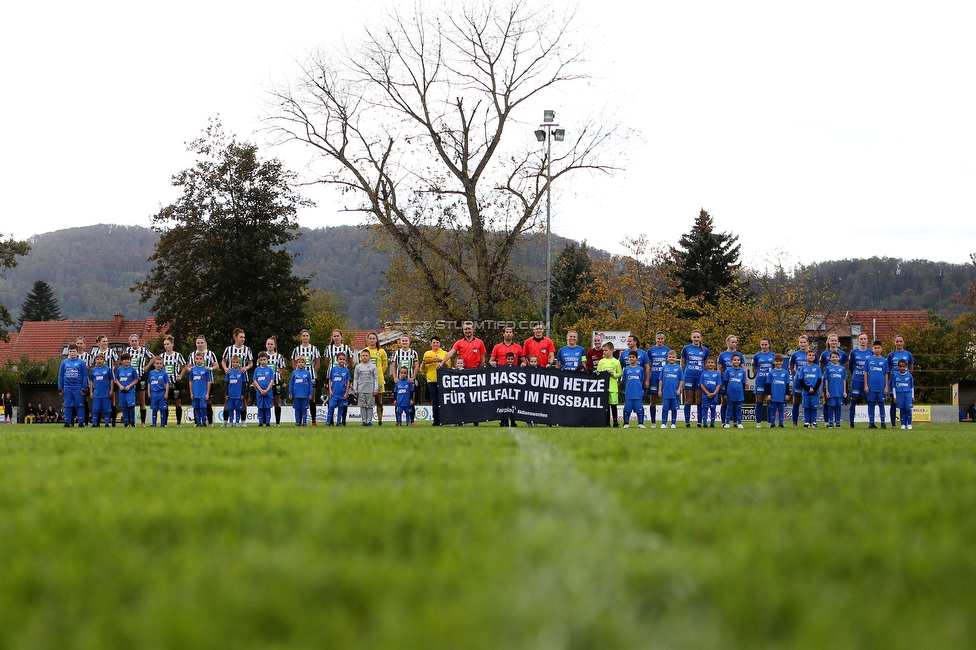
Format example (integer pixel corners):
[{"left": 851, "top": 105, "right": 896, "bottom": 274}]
[
  {"left": 1, "top": 225, "right": 973, "bottom": 328},
  {"left": 802, "top": 258, "right": 976, "bottom": 320}
]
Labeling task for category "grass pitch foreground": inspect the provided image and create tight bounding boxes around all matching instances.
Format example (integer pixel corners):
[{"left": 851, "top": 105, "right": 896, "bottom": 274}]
[{"left": 1, "top": 423, "right": 975, "bottom": 649}]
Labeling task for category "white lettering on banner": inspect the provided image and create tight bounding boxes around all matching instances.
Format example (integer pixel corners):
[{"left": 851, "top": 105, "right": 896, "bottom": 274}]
[
  {"left": 561, "top": 377, "right": 606, "bottom": 393},
  {"left": 468, "top": 388, "right": 523, "bottom": 402},
  {"left": 530, "top": 374, "right": 560, "bottom": 388},
  {"left": 541, "top": 393, "right": 604, "bottom": 408},
  {"left": 441, "top": 373, "right": 488, "bottom": 389},
  {"left": 490, "top": 371, "right": 527, "bottom": 386}
]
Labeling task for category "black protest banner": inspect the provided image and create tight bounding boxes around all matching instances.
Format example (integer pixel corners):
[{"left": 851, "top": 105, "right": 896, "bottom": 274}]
[{"left": 437, "top": 366, "right": 608, "bottom": 427}]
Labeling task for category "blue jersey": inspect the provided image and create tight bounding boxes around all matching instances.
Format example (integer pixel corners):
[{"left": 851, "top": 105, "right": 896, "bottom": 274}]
[
  {"left": 681, "top": 344, "right": 708, "bottom": 377},
  {"left": 848, "top": 347, "right": 872, "bottom": 380},
  {"left": 625, "top": 348, "right": 650, "bottom": 370},
  {"left": 647, "top": 345, "right": 671, "bottom": 376},
  {"left": 824, "top": 364, "right": 847, "bottom": 399},
  {"left": 557, "top": 345, "right": 585, "bottom": 371},
  {"left": 289, "top": 368, "right": 312, "bottom": 399},
  {"left": 328, "top": 366, "right": 350, "bottom": 398},
  {"left": 820, "top": 348, "right": 848, "bottom": 371},
  {"left": 148, "top": 369, "right": 170, "bottom": 397},
  {"left": 621, "top": 365, "right": 645, "bottom": 400},
  {"left": 188, "top": 365, "right": 212, "bottom": 399},
  {"left": 866, "top": 356, "right": 889, "bottom": 392},
  {"left": 90, "top": 366, "right": 113, "bottom": 398},
  {"left": 226, "top": 368, "right": 245, "bottom": 400},
  {"left": 752, "top": 351, "right": 776, "bottom": 386},
  {"left": 253, "top": 366, "right": 275, "bottom": 395},
  {"left": 767, "top": 368, "right": 791, "bottom": 403},
  {"left": 660, "top": 363, "right": 684, "bottom": 398},
  {"left": 887, "top": 350, "right": 914, "bottom": 375},
  {"left": 394, "top": 379, "right": 414, "bottom": 407},
  {"left": 892, "top": 371, "right": 914, "bottom": 394},
  {"left": 717, "top": 350, "right": 744, "bottom": 374},
  {"left": 115, "top": 365, "right": 139, "bottom": 392},
  {"left": 797, "top": 364, "right": 822, "bottom": 392},
  {"left": 723, "top": 367, "right": 747, "bottom": 401},
  {"left": 699, "top": 370, "right": 721, "bottom": 397},
  {"left": 789, "top": 350, "right": 811, "bottom": 376},
  {"left": 58, "top": 357, "right": 89, "bottom": 391}
]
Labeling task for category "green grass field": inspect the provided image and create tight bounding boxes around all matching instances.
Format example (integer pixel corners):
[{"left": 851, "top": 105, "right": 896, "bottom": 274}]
[{"left": 2, "top": 422, "right": 975, "bottom": 649}]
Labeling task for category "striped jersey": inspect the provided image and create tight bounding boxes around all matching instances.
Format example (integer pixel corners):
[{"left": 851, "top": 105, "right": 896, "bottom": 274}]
[
  {"left": 389, "top": 348, "right": 419, "bottom": 379},
  {"left": 125, "top": 346, "right": 153, "bottom": 376},
  {"left": 264, "top": 352, "right": 286, "bottom": 381},
  {"left": 188, "top": 348, "right": 220, "bottom": 372},
  {"left": 222, "top": 344, "right": 254, "bottom": 378},
  {"left": 323, "top": 344, "right": 354, "bottom": 374},
  {"left": 160, "top": 351, "right": 187, "bottom": 383},
  {"left": 90, "top": 346, "right": 118, "bottom": 371},
  {"left": 291, "top": 344, "right": 322, "bottom": 379}
]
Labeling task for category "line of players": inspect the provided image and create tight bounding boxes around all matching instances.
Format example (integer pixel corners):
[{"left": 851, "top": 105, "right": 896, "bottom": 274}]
[{"left": 595, "top": 330, "right": 916, "bottom": 430}]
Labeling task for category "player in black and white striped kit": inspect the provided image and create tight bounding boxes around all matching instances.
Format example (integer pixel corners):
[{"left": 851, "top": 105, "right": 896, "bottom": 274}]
[
  {"left": 160, "top": 335, "right": 187, "bottom": 427},
  {"left": 263, "top": 337, "right": 286, "bottom": 426},
  {"left": 126, "top": 333, "right": 154, "bottom": 427},
  {"left": 388, "top": 334, "right": 420, "bottom": 425},
  {"left": 189, "top": 335, "right": 220, "bottom": 426},
  {"left": 323, "top": 329, "right": 355, "bottom": 426},
  {"left": 291, "top": 329, "right": 322, "bottom": 425},
  {"left": 222, "top": 328, "right": 254, "bottom": 427},
  {"left": 91, "top": 335, "right": 119, "bottom": 426}
]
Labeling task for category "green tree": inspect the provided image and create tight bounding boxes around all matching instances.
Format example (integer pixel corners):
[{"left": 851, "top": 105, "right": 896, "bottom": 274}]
[
  {"left": 671, "top": 209, "right": 741, "bottom": 306},
  {"left": 0, "top": 235, "right": 31, "bottom": 339},
  {"left": 133, "top": 120, "right": 310, "bottom": 348},
  {"left": 271, "top": 1, "right": 617, "bottom": 323},
  {"left": 891, "top": 313, "right": 976, "bottom": 403},
  {"left": 304, "top": 289, "right": 349, "bottom": 351},
  {"left": 18, "top": 280, "right": 62, "bottom": 329},
  {"left": 551, "top": 241, "right": 593, "bottom": 319}
]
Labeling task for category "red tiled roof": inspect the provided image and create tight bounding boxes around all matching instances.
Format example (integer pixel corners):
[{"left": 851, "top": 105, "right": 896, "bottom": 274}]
[
  {"left": 9, "top": 317, "right": 165, "bottom": 362},
  {"left": 0, "top": 332, "right": 18, "bottom": 363},
  {"left": 819, "top": 310, "right": 929, "bottom": 342}
]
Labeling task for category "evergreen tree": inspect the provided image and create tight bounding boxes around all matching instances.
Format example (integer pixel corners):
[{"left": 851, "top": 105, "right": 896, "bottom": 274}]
[
  {"left": 18, "top": 280, "right": 62, "bottom": 329},
  {"left": 133, "top": 120, "right": 310, "bottom": 348},
  {"left": 551, "top": 241, "right": 593, "bottom": 318},
  {"left": 0, "top": 234, "right": 31, "bottom": 340},
  {"left": 670, "top": 209, "right": 742, "bottom": 305}
]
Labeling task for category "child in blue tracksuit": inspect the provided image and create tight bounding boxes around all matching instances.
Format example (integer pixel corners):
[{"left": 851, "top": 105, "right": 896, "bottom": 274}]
[
  {"left": 797, "top": 350, "right": 823, "bottom": 428},
  {"left": 89, "top": 353, "right": 114, "bottom": 427},
  {"left": 225, "top": 357, "right": 246, "bottom": 427},
  {"left": 823, "top": 351, "right": 847, "bottom": 428},
  {"left": 58, "top": 343, "right": 89, "bottom": 427},
  {"left": 327, "top": 352, "right": 351, "bottom": 426},
  {"left": 188, "top": 352, "right": 213, "bottom": 427},
  {"left": 865, "top": 341, "right": 890, "bottom": 429},
  {"left": 115, "top": 353, "right": 139, "bottom": 427},
  {"left": 621, "top": 351, "right": 646, "bottom": 428},
  {"left": 147, "top": 357, "right": 170, "bottom": 427},
  {"left": 699, "top": 357, "right": 721, "bottom": 428},
  {"left": 723, "top": 356, "right": 747, "bottom": 428},
  {"left": 892, "top": 360, "right": 915, "bottom": 429},
  {"left": 767, "top": 355, "right": 791, "bottom": 428},
  {"left": 289, "top": 356, "right": 312, "bottom": 426},
  {"left": 659, "top": 350, "right": 684, "bottom": 428},
  {"left": 394, "top": 367, "right": 414, "bottom": 426},
  {"left": 252, "top": 352, "right": 275, "bottom": 427}
]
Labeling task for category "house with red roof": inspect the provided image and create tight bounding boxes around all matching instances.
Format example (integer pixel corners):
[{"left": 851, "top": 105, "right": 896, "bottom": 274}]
[{"left": 6, "top": 315, "right": 164, "bottom": 362}]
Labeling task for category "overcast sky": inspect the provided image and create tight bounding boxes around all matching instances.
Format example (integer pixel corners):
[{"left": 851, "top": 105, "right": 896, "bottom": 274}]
[{"left": 3, "top": 0, "right": 973, "bottom": 268}]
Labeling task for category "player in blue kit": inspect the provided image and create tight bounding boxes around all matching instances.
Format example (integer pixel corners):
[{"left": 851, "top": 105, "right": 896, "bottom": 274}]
[
  {"left": 252, "top": 352, "right": 276, "bottom": 427},
  {"left": 819, "top": 334, "right": 848, "bottom": 425},
  {"left": 767, "top": 354, "right": 791, "bottom": 428},
  {"left": 89, "top": 353, "right": 114, "bottom": 427},
  {"left": 659, "top": 350, "right": 684, "bottom": 428},
  {"left": 115, "top": 353, "right": 139, "bottom": 427},
  {"left": 717, "top": 335, "right": 745, "bottom": 426},
  {"left": 752, "top": 337, "right": 776, "bottom": 428},
  {"left": 289, "top": 356, "right": 313, "bottom": 426},
  {"left": 797, "top": 350, "right": 823, "bottom": 428},
  {"left": 188, "top": 352, "right": 213, "bottom": 427},
  {"left": 848, "top": 332, "right": 871, "bottom": 428},
  {"left": 327, "top": 352, "right": 351, "bottom": 426},
  {"left": 394, "top": 367, "right": 415, "bottom": 426},
  {"left": 789, "top": 335, "right": 812, "bottom": 427},
  {"left": 823, "top": 351, "right": 847, "bottom": 428},
  {"left": 556, "top": 330, "right": 586, "bottom": 371},
  {"left": 891, "top": 359, "right": 915, "bottom": 429},
  {"left": 865, "top": 341, "right": 890, "bottom": 428},
  {"left": 699, "top": 357, "right": 721, "bottom": 428},
  {"left": 225, "top": 357, "right": 246, "bottom": 427},
  {"left": 58, "top": 343, "right": 89, "bottom": 427},
  {"left": 680, "top": 330, "right": 709, "bottom": 427},
  {"left": 646, "top": 331, "right": 671, "bottom": 426},
  {"left": 147, "top": 357, "right": 170, "bottom": 427},
  {"left": 887, "top": 335, "right": 914, "bottom": 427},
  {"left": 621, "top": 351, "right": 646, "bottom": 429},
  {"left": 723, "top": 355, "right": 747, "bottom": 428}
]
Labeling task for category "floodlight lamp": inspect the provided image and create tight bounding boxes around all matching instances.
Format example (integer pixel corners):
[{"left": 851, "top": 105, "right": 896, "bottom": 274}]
[
  {"left": 553, "top": 128, "right": 565, "bottom": 141},
  {"left": 544, "top": 110, "right": 555, "bottom": 122},
  {"left": 535, "top": 129, "right": 546, "bottom": 142}
]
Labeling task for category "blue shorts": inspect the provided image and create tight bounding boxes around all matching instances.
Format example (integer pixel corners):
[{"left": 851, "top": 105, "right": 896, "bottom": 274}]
[
  {"left": 754, "top": 380, "right": 769, "bottom": 396},
  {"left": 647, "top": 373, "right": 661, "bottom": 395},
  {"left": 849, "top": 377, "right": 865, "bottom": 399},
  {"left": 827, "top": 396, "right": 844, "bottom": 407},
  {"left": 895, "top": 392, "right": 913, "bottom": 409},
  {"left": 868, "top": 391, "right": 886, "bottom": 403},
  {"left": 684, "top": 373, "right": 701, "bottom": 391}
]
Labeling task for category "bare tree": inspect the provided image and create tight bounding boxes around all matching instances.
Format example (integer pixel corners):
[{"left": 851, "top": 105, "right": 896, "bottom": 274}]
[{"left": 269, "top": 0, "right": 617, "bottom": 321}]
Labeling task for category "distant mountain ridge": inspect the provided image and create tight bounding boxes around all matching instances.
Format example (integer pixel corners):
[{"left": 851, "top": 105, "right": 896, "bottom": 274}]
[{"left": 0, "top": 225, "right": 972, "bottom": 329}]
